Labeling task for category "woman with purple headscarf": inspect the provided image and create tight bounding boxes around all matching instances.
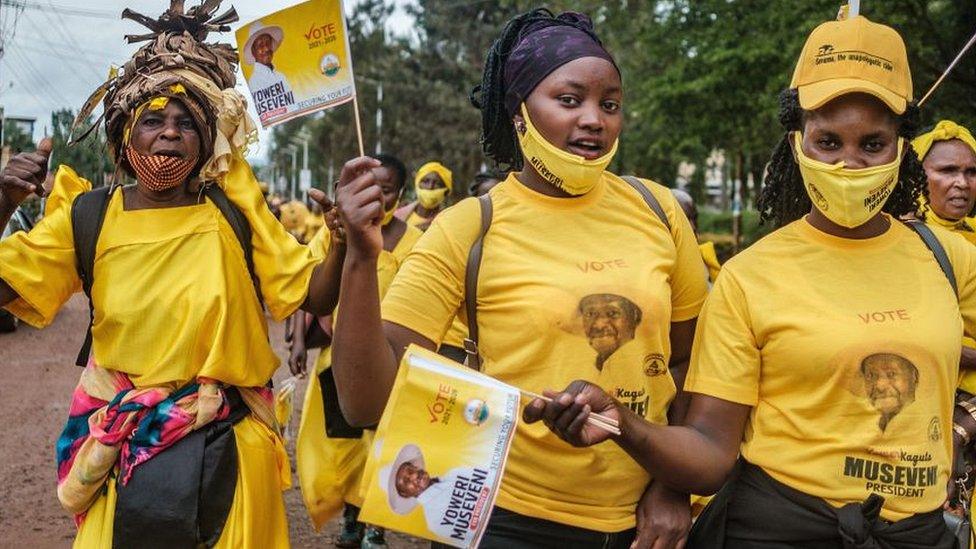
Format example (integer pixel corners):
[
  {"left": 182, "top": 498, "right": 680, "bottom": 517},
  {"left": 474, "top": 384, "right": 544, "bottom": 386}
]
[{"left": 324, "top": 9, "right": 708, "bottom": 547}]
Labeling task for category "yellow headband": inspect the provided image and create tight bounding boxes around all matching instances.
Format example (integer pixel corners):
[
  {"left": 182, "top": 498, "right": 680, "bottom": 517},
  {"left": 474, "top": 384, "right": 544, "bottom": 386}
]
[
  {"left": 123, "top": 84, "right": 188, "bottom": 145},
  {"left": 414, "top": 161, "right": 453, "bottom": 192},
  {"left": 912, "top": 120, "right": 976, "bottom": 161}
]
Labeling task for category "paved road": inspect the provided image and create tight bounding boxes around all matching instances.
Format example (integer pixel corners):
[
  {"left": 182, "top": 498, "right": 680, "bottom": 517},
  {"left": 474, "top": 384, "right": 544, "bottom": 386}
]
[{"left": 0, "top": 295, "right": 424, "bottom": 548}]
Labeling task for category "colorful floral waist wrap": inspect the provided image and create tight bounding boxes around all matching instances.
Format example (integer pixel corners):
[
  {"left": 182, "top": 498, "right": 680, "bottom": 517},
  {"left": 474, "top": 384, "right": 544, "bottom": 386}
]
[{"left": 56, "top": 360, "right": 279, "bottom": 521}]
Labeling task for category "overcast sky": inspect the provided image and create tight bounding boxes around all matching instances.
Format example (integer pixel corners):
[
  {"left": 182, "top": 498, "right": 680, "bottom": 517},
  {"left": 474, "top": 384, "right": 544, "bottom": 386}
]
[{"left": 0, "top": 0, "right": 412, "bottom": 162}]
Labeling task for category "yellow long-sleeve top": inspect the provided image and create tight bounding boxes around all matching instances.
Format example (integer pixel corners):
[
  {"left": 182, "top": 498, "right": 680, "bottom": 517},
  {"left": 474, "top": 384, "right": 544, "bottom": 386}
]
[{"left": 0, "top": 157, "right": 319, "bottom": 388}]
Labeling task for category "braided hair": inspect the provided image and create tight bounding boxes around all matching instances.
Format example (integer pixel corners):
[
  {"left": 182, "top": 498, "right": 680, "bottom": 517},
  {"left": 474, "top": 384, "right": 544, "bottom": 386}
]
[
  {"left": 756, "top": 89, "right": 928, "bottom": 228},
  {"left": 470, "top": 8, "right": 602, "bottom": 170}
]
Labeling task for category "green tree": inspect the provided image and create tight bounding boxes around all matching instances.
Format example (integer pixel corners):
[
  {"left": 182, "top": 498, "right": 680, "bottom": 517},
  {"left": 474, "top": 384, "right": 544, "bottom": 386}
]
[
  {"left": 3, "top": 119, "right": 35, "bottom": 153},
  {"left": 51, "top": 109, "right": 115, "bottom": 187},
  {"left": 271, "top": 0, "right": 976, "bottom": 209}
]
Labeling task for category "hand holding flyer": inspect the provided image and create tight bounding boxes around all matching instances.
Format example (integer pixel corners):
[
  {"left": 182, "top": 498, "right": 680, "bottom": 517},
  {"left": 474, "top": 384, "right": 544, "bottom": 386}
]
[{"left": 359, "top": 346, "right": 520, "bottom": 548}]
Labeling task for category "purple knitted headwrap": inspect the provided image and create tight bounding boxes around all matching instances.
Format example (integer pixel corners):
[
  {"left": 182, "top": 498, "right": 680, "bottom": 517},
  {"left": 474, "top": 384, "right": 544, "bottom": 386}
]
[{"left": 503, "top": 12, "right": 619, "bottom": 116}]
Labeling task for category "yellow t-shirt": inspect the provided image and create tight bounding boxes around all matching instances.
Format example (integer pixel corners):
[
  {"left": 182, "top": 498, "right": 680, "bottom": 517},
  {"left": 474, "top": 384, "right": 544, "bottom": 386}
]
[
  {"left": 0, "top": 161, "right": 318, "bottom": 388},
  {"left": 382, "top": 173, "right": 709, "bottom": 531},
  {"left": 924, "top": 211, "right": 976, "bottom": 246},
  {"left": 441, "top": 317, "right": 468, "bottom": 349},
  {"left": 685, "top": 216, "right": 976, "bottom": 522},
  {"left": 699, "top": 241, "right": 722, "bottom": 284},
  {"left": 296, "top": 221, "right": 422, "bottom": 525},
  {"left": 405, "top": 210, "right": 430, "bottom": 229},
  {"left": 307, "top": 222, "right": 423, "bottom": 329},
  {"left": 923, "top": 213, "right": 976, "bottom": 393}
]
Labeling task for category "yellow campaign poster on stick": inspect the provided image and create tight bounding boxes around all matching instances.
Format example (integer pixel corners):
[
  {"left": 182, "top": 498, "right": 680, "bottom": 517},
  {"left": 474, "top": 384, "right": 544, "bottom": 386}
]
[
  {"left": 236, "top": 0, "right": 356, "bottom": 128},
  {"left": 360, "top": 346, "right": 519, "bottom": 548}
]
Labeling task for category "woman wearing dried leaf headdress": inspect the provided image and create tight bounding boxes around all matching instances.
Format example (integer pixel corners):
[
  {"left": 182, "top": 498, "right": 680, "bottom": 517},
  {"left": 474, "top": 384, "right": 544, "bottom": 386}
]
[{"left": 0, "top": 2, "right": 341, "bottom": 547}]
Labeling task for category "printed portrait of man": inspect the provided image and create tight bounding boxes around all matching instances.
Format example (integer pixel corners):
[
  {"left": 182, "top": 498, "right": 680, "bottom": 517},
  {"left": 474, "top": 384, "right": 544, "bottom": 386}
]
[
  {"left": 242, "top": 22, "right": 295, "bottom": 116},
  {"left": 379, "top": 444, "right": 482, "bottom": 539},
  {"left": 578, "top": 293, "right": 643, "bottom": 370},
  {"left": 860, "top": 353, "right": 919, "bottom": 432}
]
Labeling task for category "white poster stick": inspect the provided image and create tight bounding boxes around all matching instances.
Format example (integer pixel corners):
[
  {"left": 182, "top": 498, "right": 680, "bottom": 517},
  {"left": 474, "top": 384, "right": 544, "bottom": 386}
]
[
  {"left": 919, "top": 28, "right": 976, "bottom": 107},
  {"left": 848, "top": 0, "right": 860, "bottom": 18},
  {"left": 337, "top": 0, "right": 366, "bottom": 157},
  {"left": 351, "top": 94, "right": 366, "bottom": 157}
]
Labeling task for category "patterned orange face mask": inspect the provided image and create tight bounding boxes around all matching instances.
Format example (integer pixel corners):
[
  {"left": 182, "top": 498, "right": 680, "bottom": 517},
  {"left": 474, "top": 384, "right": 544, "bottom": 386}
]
[{"left": 125, "top": 144, "right": 197, "bottom": 192}]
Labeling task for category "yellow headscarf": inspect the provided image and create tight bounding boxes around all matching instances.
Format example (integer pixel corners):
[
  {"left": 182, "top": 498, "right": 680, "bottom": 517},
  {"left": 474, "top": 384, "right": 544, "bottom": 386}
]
[
  {"left": 122, "top": 84, "right": 190, "bottom": 145},
  {"left": 414, "top": 161, "right": 453, "bottom": 191},
  {"left": 912, "top": 120, "right": 976, "bottom": 161},
  {"left": 914, "top": 120, "right": 976, "bottom": 234}
]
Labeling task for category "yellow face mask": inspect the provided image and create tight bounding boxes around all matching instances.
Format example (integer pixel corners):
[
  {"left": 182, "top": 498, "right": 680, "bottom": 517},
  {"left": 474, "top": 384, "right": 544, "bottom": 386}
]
[
  {"left": 793, "top": 131, "right": 903, "bottom": 228},
  {"left": 382, "top": 199, "right": 399, "bottom": 226},
  {"left": 416, "top": 187, "right": 448, "bottom": 209},
  {"left": 516, "top": 104, "right": 618, "bottom": 196}
]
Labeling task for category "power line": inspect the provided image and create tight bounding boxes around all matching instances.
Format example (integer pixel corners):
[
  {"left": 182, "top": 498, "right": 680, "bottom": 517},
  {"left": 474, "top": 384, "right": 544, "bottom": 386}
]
[
  {"left": 0, "top": 0, "right": 116, "bottom": 21},
  {"left": 37, "top": 0, "right": 103, "bottom": 75},
  {"left": 4, "top": 64, "right": 49, "bottom": 112},
  {"left": 10, "top": 40, "right": 111, "bottom": 63},
  {"left": 13, "top": 33, "right": 111, "bottom": 58},
  {"left": 3, "top": 52, "right": 59, "bottom": 111},
  {"left": 8, "top": 46, "right": 72, "bottom": 106},
  {"left": 20, "top": 10, "right": 102, "bottom": 81}
]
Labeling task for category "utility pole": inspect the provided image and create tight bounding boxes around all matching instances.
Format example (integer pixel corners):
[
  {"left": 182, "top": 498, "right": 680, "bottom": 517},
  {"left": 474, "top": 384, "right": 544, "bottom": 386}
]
[
  {"left": 375, "top": 82, "right": 383, "bottom": 155},
  {"left": 286, "top": 146, "right": 298, "bottom": 200},
  {"left": 0, "top": 2, "right": 7, "bottom": 148},
  {"left": 293, "top": 129, "right": 312, "bottom": 196},
  {"left": 328, "top": 158, "right": 334, "bottom": 198}
]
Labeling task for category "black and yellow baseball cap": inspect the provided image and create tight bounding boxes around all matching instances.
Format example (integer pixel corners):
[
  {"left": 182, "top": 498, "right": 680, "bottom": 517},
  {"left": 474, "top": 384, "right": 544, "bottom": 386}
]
[{"left": 790, "top": 13, "right": 912, "bottom": 114}]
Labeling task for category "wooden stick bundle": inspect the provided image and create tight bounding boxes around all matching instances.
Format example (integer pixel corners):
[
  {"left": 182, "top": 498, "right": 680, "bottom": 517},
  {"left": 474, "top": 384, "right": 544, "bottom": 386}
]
[{"left": 519, "top": 389, "right": 621, "bottom": 436}]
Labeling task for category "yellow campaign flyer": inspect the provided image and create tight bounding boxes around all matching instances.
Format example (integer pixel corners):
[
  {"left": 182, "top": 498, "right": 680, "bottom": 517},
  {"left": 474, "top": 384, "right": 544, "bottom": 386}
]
[
  {"left": 360, "top": 346, "right": 519, "bottom": 548},
  {"left": 235, "top": 0, "right": 356, "bottom": 128}
]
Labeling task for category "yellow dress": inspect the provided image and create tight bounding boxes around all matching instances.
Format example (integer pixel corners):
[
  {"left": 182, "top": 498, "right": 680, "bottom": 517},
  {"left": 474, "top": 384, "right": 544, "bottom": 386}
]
[
  {"left": 0, "top": 156, "right": 318, "bottom": 548},
  {"left": 296, "top": 223, "right": 422, "bottom": 529}
]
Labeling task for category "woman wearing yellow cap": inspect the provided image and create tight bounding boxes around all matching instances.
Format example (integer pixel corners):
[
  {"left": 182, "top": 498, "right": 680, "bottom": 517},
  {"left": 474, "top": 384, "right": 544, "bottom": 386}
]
[
  {"left": 0, "top": 2, "right": 339, "bottom": 547},
  {"left": 331, "top": 8, "right": 708, "bottom": 548},
  {"left": 395, "top": 161, "right": 452, "bottom": 230},
  {"left": 534, "top": 11, "right": 973, "bottom": 547}
]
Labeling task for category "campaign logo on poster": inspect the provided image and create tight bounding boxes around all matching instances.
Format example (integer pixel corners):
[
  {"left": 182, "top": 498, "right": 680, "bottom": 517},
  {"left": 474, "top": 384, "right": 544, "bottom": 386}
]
[
  {"left": 464, "top": 399, "right": 489, "bottom": 426},
  {"left": 320, "top": 53, "right": 341, "bottom": 77}
]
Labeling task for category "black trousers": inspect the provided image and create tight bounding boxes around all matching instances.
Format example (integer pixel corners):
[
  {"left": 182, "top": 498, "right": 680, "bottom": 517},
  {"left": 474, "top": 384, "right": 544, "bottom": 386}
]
[
  {"left": 689, "top": 460, "right": 957, "bottom": 549},
  {"left": 432, "top": 507, "right": 635, "bottom": 549}
]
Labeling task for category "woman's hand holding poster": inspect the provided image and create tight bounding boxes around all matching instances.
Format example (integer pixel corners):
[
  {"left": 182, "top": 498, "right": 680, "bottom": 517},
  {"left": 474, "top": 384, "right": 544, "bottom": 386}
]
[{"left": 360, "top": 345, "right": 520, "bottom": 548}]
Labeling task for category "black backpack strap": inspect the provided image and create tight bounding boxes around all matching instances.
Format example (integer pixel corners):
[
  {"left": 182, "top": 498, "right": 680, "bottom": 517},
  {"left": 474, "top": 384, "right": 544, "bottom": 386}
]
[
  {"left": 71, "top": 186, "right": 114, "bottom": 367},
  {"left": 462, "top": 194, "right": 493, "bottom": 371},
  {"left": 904, "top": 219, "right": 958, "bottom": 297},
  {"left": 622, "top": 176, "right": 671, "bottom": 231},
  {"left": 203, "top": 185, "right": 264, "bottom": 307}
]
